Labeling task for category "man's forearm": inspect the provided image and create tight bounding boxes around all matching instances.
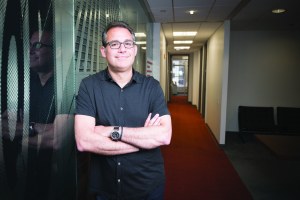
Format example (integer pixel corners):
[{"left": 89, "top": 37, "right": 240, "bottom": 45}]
[
  {"left": 79, "top": 114, "right": 171, "bottom": 154},
  {"left": 95, "top": 138, "right": 139, "bottom": 155},
  {"left": 120, "top": 126, "right": 171, "bottom": 149},
  {"left": 119, "top": 115, "right": 172, "bottom": 149},
  {"left": 87, "top": 125, "right": 139, "bottom": 155}
]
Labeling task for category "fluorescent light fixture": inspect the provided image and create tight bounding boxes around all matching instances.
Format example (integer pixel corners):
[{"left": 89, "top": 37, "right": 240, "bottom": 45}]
[
  {"left": 174, "top": 46, "right": 190, "bottom": 50},
  {"left": 272, "top": 8, "right": 286, "bottom": 14},
  {"left": 174, "top": 40, "right": 193, "bottom": 44},
  {"left": 141, "top": 47, "right": 146, "bottom": 50},
  {"left": 173, "top": 32, "right": 197, "bottom": 36},
  {"left": 135, "top": 32, "right": 146, "bottom": 37},
  {"left": 135, "top": 41, "right": 146, "bottom": 45}
]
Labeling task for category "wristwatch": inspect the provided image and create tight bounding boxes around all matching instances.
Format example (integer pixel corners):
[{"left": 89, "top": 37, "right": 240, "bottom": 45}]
[
  {"left": 29, "top": 122, "right": 38, "bottom": 137},
  {"left": 110, "top": 126, "right": 123, "bottom": 141}
]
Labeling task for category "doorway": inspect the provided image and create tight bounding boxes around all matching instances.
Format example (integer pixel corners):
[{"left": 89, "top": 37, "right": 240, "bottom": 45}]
[{"left": 170, "top": 55, "right": 189, "bottom": 96}]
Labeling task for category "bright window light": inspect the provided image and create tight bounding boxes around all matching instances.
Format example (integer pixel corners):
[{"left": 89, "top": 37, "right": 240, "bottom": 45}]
[{"left": 173, "top": 32, "right": 197, "bottom": 36}]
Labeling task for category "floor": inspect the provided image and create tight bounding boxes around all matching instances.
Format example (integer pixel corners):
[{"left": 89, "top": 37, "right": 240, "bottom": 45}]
[{"left": 222, "top": 132, "right": 300, "bottom": 200}]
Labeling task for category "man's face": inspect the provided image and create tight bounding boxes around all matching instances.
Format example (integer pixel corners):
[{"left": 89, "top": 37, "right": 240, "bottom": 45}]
[
  {"left": 100, "top": 27, "right": 137, "bottom": 72},
  {"left": 30, "top": 31, "right": 53, "bottom": 73}
]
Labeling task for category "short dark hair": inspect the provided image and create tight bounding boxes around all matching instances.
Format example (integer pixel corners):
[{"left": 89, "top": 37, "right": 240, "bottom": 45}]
[{"left": 102, "top": 21, "right": 136, "bottom": 47}]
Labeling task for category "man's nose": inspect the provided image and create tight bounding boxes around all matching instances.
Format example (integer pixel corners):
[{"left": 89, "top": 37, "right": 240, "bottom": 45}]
[{"left": 118, "top": 43, "right": 127, "bottom": 51}]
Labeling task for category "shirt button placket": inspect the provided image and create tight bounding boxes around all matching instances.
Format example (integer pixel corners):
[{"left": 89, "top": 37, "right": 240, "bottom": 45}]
[
  {"left": 119, "top": 88, "right": 125, "bottom": 125},
  {"left": 117, "top": 161, "right": 122, "bottom": 196},
  {"left": 118, "top": 89, "right": 124, "bottom": 198}
]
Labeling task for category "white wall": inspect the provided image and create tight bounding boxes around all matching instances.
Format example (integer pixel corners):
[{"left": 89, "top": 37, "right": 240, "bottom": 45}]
[
  {"left": 227, "top": 31, "right": 300, "bottom": 132},
  {"left": 205, "top": 22, "right": 230, "bottom": 144},
  {"left": 188, "top": 54, "right": 193, "bottom": 103},
  {"left": 159, "top": 25, "right": 168, "bottom": 96},
  {"left": 191, "top": 50, "right": 201, "bottom": 108}
]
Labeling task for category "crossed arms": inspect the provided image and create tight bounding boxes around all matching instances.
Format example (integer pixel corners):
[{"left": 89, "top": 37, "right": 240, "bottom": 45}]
[{"left": 74, "top": 113, "right": 172, "bottom": 155}]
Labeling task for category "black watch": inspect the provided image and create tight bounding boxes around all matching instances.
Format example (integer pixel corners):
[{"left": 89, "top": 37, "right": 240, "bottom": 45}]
[
  {"left": 29, "top": 122, "right": 38, "bottom": 137},
  {"left": 110, "top": 126, "right": 123, "bottom": 141}
]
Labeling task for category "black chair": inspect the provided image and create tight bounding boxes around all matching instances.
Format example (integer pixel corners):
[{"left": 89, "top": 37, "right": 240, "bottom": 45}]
[
  {"left": 238, "top": 106, "right": 277, "bottom": 142},
  {"left": 277, "top": 107, "right": 300, "bottom": 134}
]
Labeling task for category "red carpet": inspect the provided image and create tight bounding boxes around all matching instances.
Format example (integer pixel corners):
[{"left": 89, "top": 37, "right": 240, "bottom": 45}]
[{"left": 162, "top": 96, "right": 252, "bottom": 200}]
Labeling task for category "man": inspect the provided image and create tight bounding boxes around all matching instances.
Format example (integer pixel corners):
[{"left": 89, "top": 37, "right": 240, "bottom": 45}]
[{"left": 75, "top": 21, "right": 172, "bottom": 200}]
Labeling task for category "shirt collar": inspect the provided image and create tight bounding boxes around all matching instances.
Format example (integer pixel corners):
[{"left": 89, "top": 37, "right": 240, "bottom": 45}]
[{"left": 101, "top": 68, "right": 144, "bottom": 84}]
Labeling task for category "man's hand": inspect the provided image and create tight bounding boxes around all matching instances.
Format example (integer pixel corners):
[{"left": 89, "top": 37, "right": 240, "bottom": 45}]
[{"left": 144, "top": 113, "right": 161, "bottom": 127}]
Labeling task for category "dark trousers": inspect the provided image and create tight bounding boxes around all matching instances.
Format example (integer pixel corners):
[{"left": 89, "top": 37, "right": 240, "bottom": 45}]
[{"left": 96, "top": 183, "right": 165, "bottom": 200}]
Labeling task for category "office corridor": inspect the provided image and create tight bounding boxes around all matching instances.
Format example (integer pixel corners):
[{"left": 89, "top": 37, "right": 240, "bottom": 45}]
[{"left": 162, "top": 95, "right": 252, "bottom": 200}]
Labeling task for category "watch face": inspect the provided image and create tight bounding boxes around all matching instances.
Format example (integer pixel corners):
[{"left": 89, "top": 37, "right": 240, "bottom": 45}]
[{"left": 111, "top": 131, "right": 120, "bottom": 140}]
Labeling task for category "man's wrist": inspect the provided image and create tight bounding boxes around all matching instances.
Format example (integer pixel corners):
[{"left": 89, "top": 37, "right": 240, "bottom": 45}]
[
  {"left": 110, "top": 126, "right": 123, "bottom": 141},
  {"left": 120, "top": 126, "right": 123, "bottom": 140},
  {"left": 29, "top": 122, "right": 38, "bottom": 137}
]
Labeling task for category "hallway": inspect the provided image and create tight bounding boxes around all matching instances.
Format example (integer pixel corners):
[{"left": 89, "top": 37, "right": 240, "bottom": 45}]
[{"left": 162, "top": 96, "right": 252, "bottom": 200}]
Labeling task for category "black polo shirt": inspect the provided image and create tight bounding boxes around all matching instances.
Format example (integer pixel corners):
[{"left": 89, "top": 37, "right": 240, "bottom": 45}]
[
  {"left": 30, "top": 72, "right": 55, "bottom": 123},
  {"left": 75, "top": 69, "right": 170, "bottom": 200}
]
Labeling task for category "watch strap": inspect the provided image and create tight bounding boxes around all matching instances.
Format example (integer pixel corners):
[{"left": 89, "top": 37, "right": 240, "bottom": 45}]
[{"left": 119, "top": 126, "right": 123, "bottom": 140}]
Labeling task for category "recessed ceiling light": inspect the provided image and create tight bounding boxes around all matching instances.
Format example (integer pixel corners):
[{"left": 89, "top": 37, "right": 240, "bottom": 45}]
[
  {"left": 173, "top": 32, "right": 197, "bottom": 36},
  {"left": 190, "top": 10, "right": 196, "bottom": 15},
  {"left": 185, "top": 10, "right": 198, "bottom": 15},
  {"left": 174, "top": 40, "right": 193, "bottom": 44},
  {"left": 135, "top": 32, "right": 146, "bottom": 37},
  {"left": 272, "top": 8, "right": 286, "bottom": 14}
]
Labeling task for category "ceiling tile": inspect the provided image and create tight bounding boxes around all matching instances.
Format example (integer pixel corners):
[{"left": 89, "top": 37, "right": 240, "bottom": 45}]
[{"left": 144, "top": 0, "right": 300, "bottom": 53}]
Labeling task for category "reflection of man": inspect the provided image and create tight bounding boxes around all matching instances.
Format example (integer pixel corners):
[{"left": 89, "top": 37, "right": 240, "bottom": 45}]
[{"left": 25, "top": 30, "right": 55, "bottom": 200}]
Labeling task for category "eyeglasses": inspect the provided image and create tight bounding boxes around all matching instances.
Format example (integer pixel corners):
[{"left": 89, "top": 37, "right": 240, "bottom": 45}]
[
  {"left": 106, "top": 40, "right": 136, "bottom": 49},
  {"left": 30, "top": 42, "right": 52, "bottom": 49}
]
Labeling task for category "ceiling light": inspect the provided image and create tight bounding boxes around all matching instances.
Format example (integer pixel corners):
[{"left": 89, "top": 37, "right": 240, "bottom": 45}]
[
  {"left": 141, "top": 47, "right": 146, "bottom": 50},
  {"left": 185, "top": 9, "right": 198, "bottom": 15},
  {"left": 272, "top": 8, "right": 286, "bottom": 14},
  {"left": 173, "top": 32, "right": 197, "bottom": 37},
  {"left": 174, "top": 40, "right": 193, "bottom": 44},
  {"left": 135, "top": 32, "right": 146, "bottom": 37},
  {"left": 135, "top": 41, "right": 146, "bottom": 45},
  {"left": 174, "top": 46, "right": 190, "bottom": 50},
  {"left": 190, "top": 10, "right": 197, "bottom": 15}
]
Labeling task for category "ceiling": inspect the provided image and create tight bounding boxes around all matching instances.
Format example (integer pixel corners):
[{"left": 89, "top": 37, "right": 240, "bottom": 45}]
[{"left": 143, "top": 0, "right": 300, "bottom": 54}]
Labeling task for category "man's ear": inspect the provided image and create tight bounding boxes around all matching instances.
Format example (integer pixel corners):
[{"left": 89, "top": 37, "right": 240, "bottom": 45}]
[{"left": 100, "top": 46, "right": 106, "bottom": 57}]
